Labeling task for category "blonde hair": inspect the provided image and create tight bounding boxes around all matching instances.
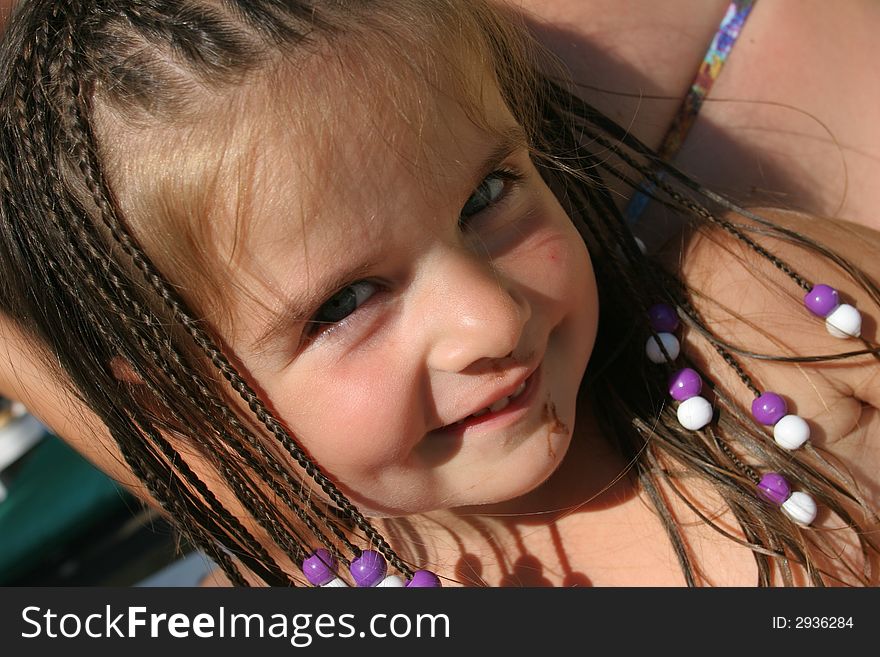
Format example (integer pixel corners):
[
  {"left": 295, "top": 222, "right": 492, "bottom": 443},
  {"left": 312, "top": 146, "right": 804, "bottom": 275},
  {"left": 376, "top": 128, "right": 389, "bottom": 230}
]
[
  {"left": 1, "top": 0, "right": 877, "bottom": 586},
  {"left": 92, "top": 0, "right": 544, "bottom": 327}
]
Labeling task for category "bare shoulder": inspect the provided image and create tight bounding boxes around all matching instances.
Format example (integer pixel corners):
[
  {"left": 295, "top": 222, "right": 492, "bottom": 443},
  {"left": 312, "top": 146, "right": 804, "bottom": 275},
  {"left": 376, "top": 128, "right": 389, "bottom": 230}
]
[
  {"left": 664, "top": 207, "right": 880, "bottom": 506},
  {"left": 672, "top": 207, "right": 880, "bottom": 360},
  {"left": 752, "top": 208, "right": 880, "bottom": 274},
  {"left": 502, "top": 0, "right": 730, "bottom": 149},
  {"left": 658, "top": 208, "right": 880, "bottom": 584}
]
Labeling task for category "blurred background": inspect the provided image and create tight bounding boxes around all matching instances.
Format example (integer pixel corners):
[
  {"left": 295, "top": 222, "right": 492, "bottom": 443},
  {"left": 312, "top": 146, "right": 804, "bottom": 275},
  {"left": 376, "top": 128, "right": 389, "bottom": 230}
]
[{"left": 0, "top": 395, "right": 217, "bottom": 586}]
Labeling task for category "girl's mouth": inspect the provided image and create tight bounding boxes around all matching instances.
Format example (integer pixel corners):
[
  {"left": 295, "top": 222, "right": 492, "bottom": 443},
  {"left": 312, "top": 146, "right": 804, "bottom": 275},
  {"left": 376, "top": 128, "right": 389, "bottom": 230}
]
[
  {"left": 435, "top": 365, "right": 542, "bottom": 437},
  {"left": 453, "top": 377, "right": 529, "bottom": 424}
]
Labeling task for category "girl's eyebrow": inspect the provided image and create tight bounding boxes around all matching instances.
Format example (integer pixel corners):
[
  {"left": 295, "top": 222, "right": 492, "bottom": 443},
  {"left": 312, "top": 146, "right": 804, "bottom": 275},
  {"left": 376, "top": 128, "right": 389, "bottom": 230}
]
[
  {"left": 463, "top": 124, "right": 529, "bottom": 189},
  {"left": 250, "top": 124, "right": 529, "bottom": 358},
  {"left": 251, "top": 261, "right": 376, "bottom": 357}
]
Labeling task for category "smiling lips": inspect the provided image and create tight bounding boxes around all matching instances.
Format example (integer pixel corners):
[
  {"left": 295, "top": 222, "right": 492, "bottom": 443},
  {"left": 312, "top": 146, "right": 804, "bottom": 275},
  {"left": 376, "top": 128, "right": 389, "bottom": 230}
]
[
  {"left": 454, "top": 378, "right": 528, "bottom": 425},
  {"left": 432, "top": 364, "right": 542, "bottom": 437}
]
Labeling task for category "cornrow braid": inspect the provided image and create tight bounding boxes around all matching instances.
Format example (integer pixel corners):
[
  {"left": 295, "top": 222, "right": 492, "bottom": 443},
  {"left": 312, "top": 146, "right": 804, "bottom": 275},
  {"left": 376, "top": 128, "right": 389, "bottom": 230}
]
[
  {"left": 55, "top": 0, "right": 414, "bottom": 578},
  {"left": 1, "top": 0, "right": 414, "bottom": 584},
  {"left": 62, "top": 0, "right": 408, "bottom": 578},
  {"left": 1, "top": 0, "right": 878, "bottom": 588},
  {"left": 62, "top": 3, "right": 412, "bottom": 575},
  {"left": 9, "top": 2, "right": 306, "bottom": 584}
]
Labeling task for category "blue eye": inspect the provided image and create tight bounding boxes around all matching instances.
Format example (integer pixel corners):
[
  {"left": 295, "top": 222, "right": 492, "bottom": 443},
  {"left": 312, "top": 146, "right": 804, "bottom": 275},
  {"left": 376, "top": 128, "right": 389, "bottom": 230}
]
[
  {"left": 309, "top": 281, "right": 377, "bottom": 335},
  {"left": 460, "top": 170, "right": 521, "bottom": 221}
]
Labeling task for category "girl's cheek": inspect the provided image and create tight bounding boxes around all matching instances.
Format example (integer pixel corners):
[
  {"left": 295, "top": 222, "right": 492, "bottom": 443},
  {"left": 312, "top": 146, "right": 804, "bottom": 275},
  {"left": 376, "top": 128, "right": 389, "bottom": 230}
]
[
  {"left": 510, "top": 216, "right": 590, "bottom": 293},
  {"left": 281, "top": 351, "right": 413, "bottom": 473}
]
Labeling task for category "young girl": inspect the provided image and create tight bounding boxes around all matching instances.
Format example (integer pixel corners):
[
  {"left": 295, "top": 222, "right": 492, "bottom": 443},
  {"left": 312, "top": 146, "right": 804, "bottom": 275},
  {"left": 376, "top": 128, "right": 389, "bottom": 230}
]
[{"left": 0, "top": 0, "right": 877, "bottom": 587}]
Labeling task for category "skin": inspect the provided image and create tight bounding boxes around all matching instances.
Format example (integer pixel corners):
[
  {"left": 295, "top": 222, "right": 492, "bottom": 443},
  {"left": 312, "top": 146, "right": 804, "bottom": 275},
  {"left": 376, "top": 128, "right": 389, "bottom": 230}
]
[
  {"left": 389, "top": 207, "right": 880, "bottom": 588},
  {"left": 192, "top": 63, "right": 599, "bottom": 517},
  {"left": 0, "top": 3, "right": 878, "bottom": 586},
  {"left": 196, "top": 55, "right": 877, "bottom": 585},
  {"left": 508, "top": 0, "right": 880, "bottom": 234}
]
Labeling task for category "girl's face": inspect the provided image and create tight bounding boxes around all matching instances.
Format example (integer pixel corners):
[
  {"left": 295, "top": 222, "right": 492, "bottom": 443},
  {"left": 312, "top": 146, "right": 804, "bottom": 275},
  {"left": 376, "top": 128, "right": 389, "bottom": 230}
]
[{"left": 210, "top": 66, "right": 598, "bottom": 517}]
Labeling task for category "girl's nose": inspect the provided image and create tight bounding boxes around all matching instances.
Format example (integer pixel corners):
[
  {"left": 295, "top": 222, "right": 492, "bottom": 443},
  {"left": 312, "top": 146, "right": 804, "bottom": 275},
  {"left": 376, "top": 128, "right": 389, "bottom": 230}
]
[{"left": 421, "top": 249, "right": 530, "bottom": 373}]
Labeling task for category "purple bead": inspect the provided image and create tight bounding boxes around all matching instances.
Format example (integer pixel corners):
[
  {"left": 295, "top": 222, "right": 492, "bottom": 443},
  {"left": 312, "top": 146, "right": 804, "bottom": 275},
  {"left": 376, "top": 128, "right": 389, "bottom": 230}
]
[
  {"left": 301, "top": 549, "right": 336, "bottom": 586},
  {"left": 350, "top": 550, "right": 387, "bottom": 587},
  {"left": 751, "top": 392, "right": 787, "bottom": 425},
  {"left": 668, "top": 368, "right": 702, "bottom": 401},
  {"left": 406, "top": 570, "right": 442, "bottom": 588},
  {"left": 648, "top": 304, "right": 679, "bottom": 332},
  {"left": 804, "top": 284, "right": 840, "bottom": 317},
  {"left": 757, "top": 472, "right": 792, "bottom": 506}
]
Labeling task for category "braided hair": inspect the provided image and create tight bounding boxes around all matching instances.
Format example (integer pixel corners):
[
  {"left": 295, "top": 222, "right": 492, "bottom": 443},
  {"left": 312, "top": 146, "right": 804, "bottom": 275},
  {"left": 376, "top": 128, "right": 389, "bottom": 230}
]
[{"left": 0, "top": 0, "right": 877, "bottom": 586}]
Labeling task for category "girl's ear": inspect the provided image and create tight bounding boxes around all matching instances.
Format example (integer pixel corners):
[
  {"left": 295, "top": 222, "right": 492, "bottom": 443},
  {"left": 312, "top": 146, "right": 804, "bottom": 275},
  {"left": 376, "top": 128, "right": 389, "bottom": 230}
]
[{"left": 109, "top": 356, "right": 144, "bottom": 384}]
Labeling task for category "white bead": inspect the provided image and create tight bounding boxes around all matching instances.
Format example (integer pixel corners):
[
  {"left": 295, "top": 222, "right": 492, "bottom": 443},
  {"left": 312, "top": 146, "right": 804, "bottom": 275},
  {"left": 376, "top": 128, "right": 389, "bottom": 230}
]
[
  {"left": 781, "top": 491, "right": 818, "bottom": 526},
  {"left": 322, "top": 577, "right": 349, "bottom": 588},
  {"left": 645, "top": 332, "right": 680, "bottom": 363},
  {"left": 825, "top": 303, "right": 861, "bottom": 338},
  {"left": 376, "top": 575, "right": 405, "bottom": 588},
  {"left": 773, "top": 414, "right": 810, "bottom": 450},
  {"left": 676, "top": 395, "right": 713, "bottom": 430}
]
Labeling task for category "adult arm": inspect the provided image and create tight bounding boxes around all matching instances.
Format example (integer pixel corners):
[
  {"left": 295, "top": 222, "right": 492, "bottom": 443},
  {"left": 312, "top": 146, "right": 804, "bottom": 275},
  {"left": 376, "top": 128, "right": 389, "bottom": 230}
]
[{"left": 500, "top": 0, "right": 880, "bottom": 232}]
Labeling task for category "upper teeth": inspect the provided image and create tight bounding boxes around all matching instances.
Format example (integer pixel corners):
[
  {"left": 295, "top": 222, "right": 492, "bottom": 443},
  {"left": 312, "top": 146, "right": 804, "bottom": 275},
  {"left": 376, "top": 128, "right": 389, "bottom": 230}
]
[{"left": 457, "top": 379, "right": 528, "bottom": 424}]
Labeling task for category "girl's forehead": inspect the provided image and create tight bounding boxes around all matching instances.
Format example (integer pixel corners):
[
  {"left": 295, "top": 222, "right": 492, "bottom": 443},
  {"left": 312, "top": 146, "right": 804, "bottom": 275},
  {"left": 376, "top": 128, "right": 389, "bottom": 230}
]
[
  {"left": 234, "top": 82, "right": 525, "bottom": 350},
  {"left": 99, "top": 38, "right": 524, "bottom": 331},
  {"left": 226, "top": 45, "right": 522, "bottom": 245}
]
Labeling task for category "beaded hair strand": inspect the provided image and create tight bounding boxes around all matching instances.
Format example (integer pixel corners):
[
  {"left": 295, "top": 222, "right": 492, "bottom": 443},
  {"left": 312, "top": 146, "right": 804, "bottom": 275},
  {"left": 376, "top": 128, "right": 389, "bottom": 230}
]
[
  {"left": 1, "top": 0, "right": 417, "bottom": 586},
  {"left": 535, "top": 80, "right": 880, "bottom": 584},
  {"left": 0, "top": 0, "right": 877, "bottom": 587}
]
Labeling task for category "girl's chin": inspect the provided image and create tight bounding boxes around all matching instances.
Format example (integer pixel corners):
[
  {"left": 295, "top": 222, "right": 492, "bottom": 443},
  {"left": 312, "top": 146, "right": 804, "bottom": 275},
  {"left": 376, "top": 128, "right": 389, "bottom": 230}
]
[
  {"left": 446, "top": 432, "right": 575, "bottom": 514},
  {"left": 347, "top": 424, "right": 575, "bottom": 518},
  {"left": 358, "top": 472, "right": 560, "bottom": 519}
]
